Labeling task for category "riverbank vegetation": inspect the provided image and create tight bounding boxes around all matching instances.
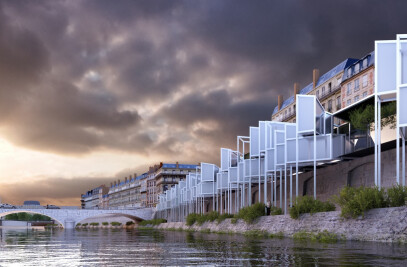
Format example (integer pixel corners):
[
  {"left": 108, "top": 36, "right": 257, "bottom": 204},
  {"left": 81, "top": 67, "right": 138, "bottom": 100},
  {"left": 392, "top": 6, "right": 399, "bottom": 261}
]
[
  {"left": 335, "top": 185, "right": 407, "bottom": 218},
  {"left": 234, "top": 203, "right": 266, "bottom": 223},
  {"left": 139, "top": 218, "right": 167, "bottom": 226},
  {"left": 293, "top": 230, "right": 342, "bottom": 243},
  {"left": 289, "top": 196, "right": 335, "bottom": 219},
  {"left": 186, "top": 204, "right": 268, "bottom": 226}
]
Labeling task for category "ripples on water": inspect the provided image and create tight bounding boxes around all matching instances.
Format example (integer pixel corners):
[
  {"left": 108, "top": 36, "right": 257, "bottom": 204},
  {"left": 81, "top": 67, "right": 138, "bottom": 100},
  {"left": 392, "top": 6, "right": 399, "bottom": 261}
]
[{"left": 0, "top": 227, "right": 407, "bottom": 266}]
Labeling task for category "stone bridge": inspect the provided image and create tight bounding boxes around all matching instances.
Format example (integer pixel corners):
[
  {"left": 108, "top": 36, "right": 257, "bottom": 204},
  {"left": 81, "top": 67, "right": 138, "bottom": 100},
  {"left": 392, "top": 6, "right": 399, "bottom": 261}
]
[{"left": 0, "top": 208, "right": 154, "bottom": 229}]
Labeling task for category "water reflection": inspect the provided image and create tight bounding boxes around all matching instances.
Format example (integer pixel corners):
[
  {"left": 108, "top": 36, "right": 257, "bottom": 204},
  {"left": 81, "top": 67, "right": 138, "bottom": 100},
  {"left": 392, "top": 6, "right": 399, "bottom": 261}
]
[{"left": 0, "top": 227, "right": 407, "bottom": 266}]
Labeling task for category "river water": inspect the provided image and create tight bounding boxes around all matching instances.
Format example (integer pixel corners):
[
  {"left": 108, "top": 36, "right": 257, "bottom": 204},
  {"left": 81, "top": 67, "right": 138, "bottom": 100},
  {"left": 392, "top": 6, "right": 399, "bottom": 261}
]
[{"left": 0, "top": 227, "right": 407, "bottom": 266}]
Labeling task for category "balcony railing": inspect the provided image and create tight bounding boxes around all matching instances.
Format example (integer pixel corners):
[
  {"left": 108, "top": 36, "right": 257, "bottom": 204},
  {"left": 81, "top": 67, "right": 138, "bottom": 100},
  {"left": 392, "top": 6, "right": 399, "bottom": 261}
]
[{"left": 318, "top": 85, "right": 341, "bottom": 100}]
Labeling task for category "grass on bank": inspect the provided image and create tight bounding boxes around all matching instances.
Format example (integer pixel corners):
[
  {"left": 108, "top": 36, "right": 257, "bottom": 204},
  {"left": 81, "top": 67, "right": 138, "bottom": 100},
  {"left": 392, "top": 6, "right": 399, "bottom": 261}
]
[
  {"left": 186, "top": 204, "right": 267, "bottom": 226},
  {"left": 335, "top": 185, "right": 407, "bottom": 219},
  {"left": 289, "top": 196, "right": 336, "bottom": 219},
  {"left": 293, "top": 230, "right": 342, "bottom": 243},
  {"left": 139, "top": 218, "right": 167, "bottom": 226}
]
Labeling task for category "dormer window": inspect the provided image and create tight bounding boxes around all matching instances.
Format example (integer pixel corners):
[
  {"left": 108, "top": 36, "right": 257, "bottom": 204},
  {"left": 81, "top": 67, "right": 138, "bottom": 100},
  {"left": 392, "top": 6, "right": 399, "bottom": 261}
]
[
  {"left": 355, "top": 63, "right": 360, "bottom": 73},
  {"left": 347, "top": 68, "right": 352, "bottom": 76},
  {"left": 363, "top": 58, "right": 368, "bottom": 68}
]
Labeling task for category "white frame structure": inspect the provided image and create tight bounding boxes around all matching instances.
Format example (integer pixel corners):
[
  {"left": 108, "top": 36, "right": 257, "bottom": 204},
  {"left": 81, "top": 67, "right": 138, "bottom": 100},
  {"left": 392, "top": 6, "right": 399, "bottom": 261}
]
[{"left": 155, "top": 34, "right": 407, "bottom": 222}]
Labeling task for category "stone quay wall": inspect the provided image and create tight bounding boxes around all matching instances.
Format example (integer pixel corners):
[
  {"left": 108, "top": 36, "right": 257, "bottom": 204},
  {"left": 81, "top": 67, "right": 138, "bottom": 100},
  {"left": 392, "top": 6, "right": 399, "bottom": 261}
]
[{"left": 154, "top": 207, "right": 407, "bottom": 243}]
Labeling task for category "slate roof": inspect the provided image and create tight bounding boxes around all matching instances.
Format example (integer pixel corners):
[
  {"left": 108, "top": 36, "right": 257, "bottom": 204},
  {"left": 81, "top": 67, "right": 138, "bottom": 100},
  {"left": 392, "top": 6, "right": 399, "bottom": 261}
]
[
  {"left": 272, "top": 58, "right": 358, "bottom": 115},
  {"left": 341, "top": 51, "right": 374, "bottom": 82}
]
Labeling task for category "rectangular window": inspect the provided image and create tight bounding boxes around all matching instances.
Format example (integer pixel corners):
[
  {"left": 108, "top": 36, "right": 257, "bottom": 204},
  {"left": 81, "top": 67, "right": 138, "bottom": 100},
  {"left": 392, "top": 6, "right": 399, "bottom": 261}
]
[
  {"left": 347, "top": 84, "right": 351, "bottom": 95},
  {"left": 362, "top": 74, "right": 368, "bottom": 87},
  {"left": 347, "top": 99, "right": 351, "bottom": 105},
  {"left": 316, "top": 90, "right": 319, "bottom": 98},
  {"left": 354, "top": 79, "right": 360, "bottom": 92},
  {"left": 322, "top": 86, "right": 325, "bottom": 96},
  {"left": 362, "top": 91, "right": 368, "bottom": 98},
  {"left": 355, "top": 63, "right": 360, "bottom": 73},
  {"left": 363, "top": 58, "right": 368, "bottom": 68},
  {"left": 328, "top": 100, "right": 332, "bottom": 112},
  {"left": 354, "top": 95, "right": 359, "bottom": 102},
  {"left": 336, "top": 96, "right": 341, "bottom": 109}
]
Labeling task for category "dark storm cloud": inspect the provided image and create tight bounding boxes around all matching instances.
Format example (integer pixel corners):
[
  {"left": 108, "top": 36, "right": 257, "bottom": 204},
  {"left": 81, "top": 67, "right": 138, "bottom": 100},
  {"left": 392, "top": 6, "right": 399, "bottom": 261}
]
[{"left": 1, "top": 0, "right": 407, "bottom": 160}]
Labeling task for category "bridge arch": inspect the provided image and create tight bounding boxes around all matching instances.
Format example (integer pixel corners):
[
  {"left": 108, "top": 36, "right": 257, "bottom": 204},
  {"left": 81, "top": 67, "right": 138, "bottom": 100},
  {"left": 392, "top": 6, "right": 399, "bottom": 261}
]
[
  {"left": 0, "top": 208, "right": 154, "bottom": 229},
  {"left": 0, "top": 210, "right": 65, "bottom": 227},
  {"left": 75, "top": 213, "right": 144, "bottom": 225}
]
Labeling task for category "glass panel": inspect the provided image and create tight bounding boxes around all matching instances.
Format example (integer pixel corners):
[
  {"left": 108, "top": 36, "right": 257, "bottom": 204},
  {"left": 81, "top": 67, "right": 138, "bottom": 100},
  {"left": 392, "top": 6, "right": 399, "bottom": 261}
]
[
  {"left": 250, "top": 127, "right": 260, "bottom": 156},
  {"left": 402, "top": 41, "right": 407, "bottom": 84},
  {"left": 201, "top": 163, "right": 214, "bottom": 182},
  {"left": 276, "top": 145, "right": 284, "bottom": 165},
  {"left": 297, "top": 96, "right": 315, "bottom": 133},
  {"left": 376, "top": 41, "right": 396, "bottom": 93},
  {"left": 228, "top": 167, "right": 238, "bottom": 182},
  {"left": 287, "top": 139, "right": 296, "bottom": 162},
  {"left": 400, "top": 86, "right": 407, "bottom": 125},
  {"left": 221, "top": 148, "right": 229, "bottom": 171},
  {"left": 259, "top": 121, "right": 266, "bottom": 151},
  {"left": 266, "top": 149, "right": 275, "bottom": 172}
]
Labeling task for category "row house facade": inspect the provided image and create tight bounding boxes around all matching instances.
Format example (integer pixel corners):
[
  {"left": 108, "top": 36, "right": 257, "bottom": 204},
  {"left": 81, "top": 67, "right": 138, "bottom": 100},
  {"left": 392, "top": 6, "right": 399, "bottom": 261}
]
[
  {"left": 80, "top": 185, "right": 109, "bottom": 209},
  {"left": 272, "top": 58, "right": 358, "bottom": 122},
  {"left": 341, "top": 52, "right": 375, "bottom": 108},
  {"left": 271, "top": 52, "right": 376, "bottom": 122},
  {"left": 81, "top": 162, "right": 197, "bottom": 209}
]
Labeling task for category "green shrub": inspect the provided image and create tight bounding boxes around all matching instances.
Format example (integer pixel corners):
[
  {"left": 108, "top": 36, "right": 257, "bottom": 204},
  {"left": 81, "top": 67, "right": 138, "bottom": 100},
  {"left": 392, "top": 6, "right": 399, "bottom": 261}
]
[
  {"left": 206, "top": 211, "right": 220, "bottom": 222},
  {"left": 293, "top": 230, "right": 340, "bottom": 243},
  {"left": 243, "top": 230, "right": 268, "bottom": 238},
  {"left": 90, "top": 222, "right": 99, "bottom": 226},
  {"left": 289, "top": 196, "right": 335, "bottom": 219},
  {"left": 76, "top": 223, "right": 81, "bottom": 227},
  {"left": 196, "top": 214, "right": 209, "bottom": 225},
  {"left": 126, "top": 221, "right": 135, "bottom": 226},
  {"left": 102, "top": 222, "right": 108, "bottom": 226},
  {"left": 386, "top": 184, "right": 407, "bottom": 207},
  {"left": 293, "top": 231, "right": 311, "bottom": 241},
  {"left": 216, "top": 213, "right": 234, "bottom": 224},
  {"left": 312, "top": 230, "right": 339, "bottom": 243},
  {"left": 199, "top": 228, "right": 211, "bottom": 233},
  {"left": 186, "top": 213, "right": 198, "bottom": 226},
  {"left": 269, "top": 207, "right": 283, "bottom": 215},
  {"left": 235, "top": 203, "right": 265, "bottom": 224},
  {"left": 334, "top": 186, "right": 386, "bottom": 219},
  {"left": 110, "top": 222, "right": 122, "bottom": 226},
  {"left": 230, "top": 217, "right": 238, "bottom": 224},
  {"left": 82, "top": 223, "right": 88, "bottom": 227}
]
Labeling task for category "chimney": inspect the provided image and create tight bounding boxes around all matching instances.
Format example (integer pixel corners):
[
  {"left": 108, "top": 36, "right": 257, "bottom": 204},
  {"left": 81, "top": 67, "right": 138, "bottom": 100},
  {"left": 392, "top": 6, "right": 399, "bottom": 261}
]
[
  {"left": 294, "top": 82, "right": 300, "bottom": 96},
  {"left": 313, "top": 69, "right": 320, "bottom": 89},
  {"left": 278, "top": 95, "right": 283, "bottom": 111},
  {"left": 125, "top": 177, "right": 128, "bottom": 183}
]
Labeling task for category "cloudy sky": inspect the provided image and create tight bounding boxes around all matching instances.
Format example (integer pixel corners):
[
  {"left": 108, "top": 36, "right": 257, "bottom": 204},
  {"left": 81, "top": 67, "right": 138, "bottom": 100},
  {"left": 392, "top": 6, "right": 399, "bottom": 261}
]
[{"left": 0, "top": 0, "right": 407, "bottom": 205}]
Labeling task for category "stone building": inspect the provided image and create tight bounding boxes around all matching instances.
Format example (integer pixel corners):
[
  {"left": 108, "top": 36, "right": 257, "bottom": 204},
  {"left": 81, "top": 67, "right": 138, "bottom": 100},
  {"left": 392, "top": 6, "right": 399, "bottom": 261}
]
[
  {"left": 82, "top": 162, "right": 197, "bottom": 209},
  {"left": 271, "top": 58, "right": 357, "bottom": 122},
  {"left": 341, "top": 51, "right": 375, "bottom": 108},
  {"left": 81, "top": 185, "right": 109, "bottom": 209}
]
